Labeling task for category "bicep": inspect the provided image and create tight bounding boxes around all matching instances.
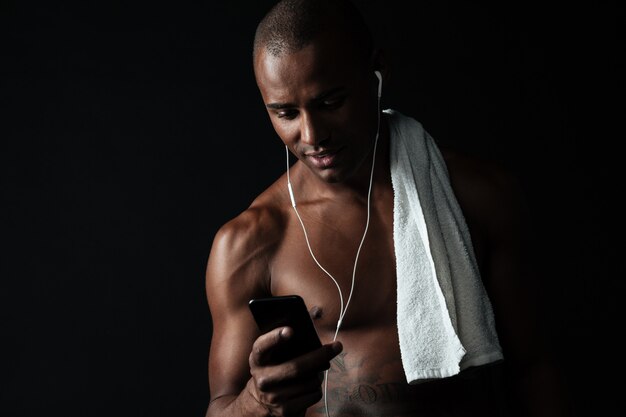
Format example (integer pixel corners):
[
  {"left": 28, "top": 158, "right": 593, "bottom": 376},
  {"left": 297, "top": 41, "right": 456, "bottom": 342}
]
[
  {"left": 207, "top": 296, "right": 259, "bottom": 398},
  {"left": 205, "top": 223, "right": 270, "bottom": 399}
]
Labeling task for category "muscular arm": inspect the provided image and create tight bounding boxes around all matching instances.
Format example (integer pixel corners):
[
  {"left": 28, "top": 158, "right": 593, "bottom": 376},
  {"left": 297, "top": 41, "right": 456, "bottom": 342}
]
[
  {"left": 204, "top": 207, "right": 342, "bottom": 417},
  {"left": 444, "top": 149, "right": 568, "bottom": 416},
  {"left": 205, "top": 210, "right": 273, "bottom": 416}
]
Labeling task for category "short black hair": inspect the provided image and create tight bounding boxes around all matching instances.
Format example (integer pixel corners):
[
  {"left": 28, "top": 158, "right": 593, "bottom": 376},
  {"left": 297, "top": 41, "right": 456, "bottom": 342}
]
[{"left": 253, "top": 0, "right": 373, "bottom": 64}]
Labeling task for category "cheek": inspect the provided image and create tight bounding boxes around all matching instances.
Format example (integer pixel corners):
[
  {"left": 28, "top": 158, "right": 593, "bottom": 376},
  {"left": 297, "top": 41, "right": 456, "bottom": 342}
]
[{"left": 271, "top": 119, "right": 299, "bottom": 147}]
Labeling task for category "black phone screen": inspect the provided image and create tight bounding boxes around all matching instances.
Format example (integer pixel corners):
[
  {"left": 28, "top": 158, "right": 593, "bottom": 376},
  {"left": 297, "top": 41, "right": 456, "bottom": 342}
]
[{"left": 248, "top": 295, "right": 322, "bottom": 363}]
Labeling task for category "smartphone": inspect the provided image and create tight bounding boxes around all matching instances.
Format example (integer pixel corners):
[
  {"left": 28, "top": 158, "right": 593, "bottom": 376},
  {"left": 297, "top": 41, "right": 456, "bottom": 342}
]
[{"left": 248, "top": 295, "right": 322, "bottom": 363}]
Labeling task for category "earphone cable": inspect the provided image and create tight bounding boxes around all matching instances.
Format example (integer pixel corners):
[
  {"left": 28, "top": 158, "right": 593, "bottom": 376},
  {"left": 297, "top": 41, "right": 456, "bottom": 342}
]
[{"left": 285, "top": 97, "right": 381, "bottom": 417}]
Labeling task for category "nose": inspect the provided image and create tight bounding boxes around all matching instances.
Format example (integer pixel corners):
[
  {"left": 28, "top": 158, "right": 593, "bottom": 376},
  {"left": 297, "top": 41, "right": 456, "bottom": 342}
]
[{"left": 300, "top": 111, "right": 328, "bottom": 147}]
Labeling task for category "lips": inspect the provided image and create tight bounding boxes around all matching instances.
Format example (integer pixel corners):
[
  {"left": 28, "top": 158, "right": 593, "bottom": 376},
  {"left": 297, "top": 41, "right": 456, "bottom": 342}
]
[{"left": 305, "top": 148, "right": 342, "bottom": 169}]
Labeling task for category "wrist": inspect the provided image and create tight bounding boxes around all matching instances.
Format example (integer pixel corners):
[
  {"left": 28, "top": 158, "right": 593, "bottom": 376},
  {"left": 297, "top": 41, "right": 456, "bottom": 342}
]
[{"left": 244, "top": 379, "right": 273, "bottom": 417}]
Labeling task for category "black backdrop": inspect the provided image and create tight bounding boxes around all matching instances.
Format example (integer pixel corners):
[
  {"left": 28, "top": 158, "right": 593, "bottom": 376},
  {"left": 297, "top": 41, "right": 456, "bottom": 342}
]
[{"left": 2, "top": 1, "right": 621, "bottom": 416}]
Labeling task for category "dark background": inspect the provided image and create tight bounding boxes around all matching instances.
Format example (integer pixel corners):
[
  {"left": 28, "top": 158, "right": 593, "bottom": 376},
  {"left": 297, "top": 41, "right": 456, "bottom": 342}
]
[{"left": 1, "top": 1, "right": 621, "bottom": 416}]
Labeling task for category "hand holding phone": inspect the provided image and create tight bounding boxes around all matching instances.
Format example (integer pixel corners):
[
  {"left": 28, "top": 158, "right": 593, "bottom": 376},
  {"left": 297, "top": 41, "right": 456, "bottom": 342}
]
[{"left": 249, "top": 295, "right": 323, "bottom": 363}]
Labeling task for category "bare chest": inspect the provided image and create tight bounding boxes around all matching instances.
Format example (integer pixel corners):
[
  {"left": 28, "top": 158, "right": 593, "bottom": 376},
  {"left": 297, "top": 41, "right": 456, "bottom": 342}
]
[
  {"left": 267, "top": 192, "right": 495, "bottom": 416},
  {"left": 270, "top": 195, "right": 397, "bottom": 338}
]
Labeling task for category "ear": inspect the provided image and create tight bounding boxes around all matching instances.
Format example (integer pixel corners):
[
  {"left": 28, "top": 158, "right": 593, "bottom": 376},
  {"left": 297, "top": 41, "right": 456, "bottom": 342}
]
[{"left": 371, "top": 47, "right": 390, "bottom": 88}]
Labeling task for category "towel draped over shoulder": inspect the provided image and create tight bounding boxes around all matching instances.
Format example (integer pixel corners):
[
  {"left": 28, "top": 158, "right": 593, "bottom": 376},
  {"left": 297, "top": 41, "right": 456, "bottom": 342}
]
[{"left": 387, "top": 109, "right": 503, "bottom": 384}]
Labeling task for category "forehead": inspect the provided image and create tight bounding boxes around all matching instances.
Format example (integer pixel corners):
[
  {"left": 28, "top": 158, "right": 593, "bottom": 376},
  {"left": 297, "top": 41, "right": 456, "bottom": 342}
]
[{"left": 254, "top": 31, "right": 366, "bottom": 99}]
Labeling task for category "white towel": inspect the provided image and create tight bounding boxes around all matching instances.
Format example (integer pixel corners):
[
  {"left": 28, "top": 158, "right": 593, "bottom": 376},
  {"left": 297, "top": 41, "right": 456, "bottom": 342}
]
[{"left": 387, "top": 109, "right": 504, "bottom": 384}]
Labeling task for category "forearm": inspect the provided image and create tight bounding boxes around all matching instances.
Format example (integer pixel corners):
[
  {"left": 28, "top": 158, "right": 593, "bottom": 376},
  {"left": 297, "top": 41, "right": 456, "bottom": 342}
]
[{"left": 206, "top": 380, "right": 271, "bottom": 417}]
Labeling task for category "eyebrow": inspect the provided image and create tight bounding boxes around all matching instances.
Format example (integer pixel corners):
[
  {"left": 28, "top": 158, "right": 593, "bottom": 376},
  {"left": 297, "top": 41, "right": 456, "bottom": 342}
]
[{"left": 265, "top": 86, "right": 346, "bottom": 110}]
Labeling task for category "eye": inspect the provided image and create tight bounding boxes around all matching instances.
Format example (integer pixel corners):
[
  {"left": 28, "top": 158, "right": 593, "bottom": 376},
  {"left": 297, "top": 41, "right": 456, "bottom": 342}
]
[
  {"left": 322, "top": 96, "right": 345, "bottom": 110},
  {"left": 275, "top": 109, "right": 298, "bottom": 120}
]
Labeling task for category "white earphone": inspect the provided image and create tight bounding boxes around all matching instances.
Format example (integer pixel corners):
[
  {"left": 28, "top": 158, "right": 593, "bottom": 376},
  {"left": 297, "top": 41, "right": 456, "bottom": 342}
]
[
  {"left": 285, "top": 71, "right": 382, "bottom": 417},
  {"left": 375, "top": 70, "right": 382, "bottom": 98}
]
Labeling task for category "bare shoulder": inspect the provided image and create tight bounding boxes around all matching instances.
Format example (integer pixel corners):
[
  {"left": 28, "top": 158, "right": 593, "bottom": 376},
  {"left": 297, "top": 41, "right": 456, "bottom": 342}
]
[
  {"left": 205, "top": 177, "right": 290, "bottom": 303},
  {"left": 204, "top": 178, "right": 292, "bottom": 400}
]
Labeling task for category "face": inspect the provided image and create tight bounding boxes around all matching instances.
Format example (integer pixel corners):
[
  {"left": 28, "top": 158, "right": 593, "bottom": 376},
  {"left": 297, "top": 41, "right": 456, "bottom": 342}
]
[{"left": 254, "top": 30, "right": 379, "bottom": 184}]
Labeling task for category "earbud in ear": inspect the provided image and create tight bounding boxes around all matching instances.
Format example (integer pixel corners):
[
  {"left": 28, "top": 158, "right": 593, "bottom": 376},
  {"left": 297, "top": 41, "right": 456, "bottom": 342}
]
[{"left": 374, "top": 70, "right": 382, "bottom": 98}]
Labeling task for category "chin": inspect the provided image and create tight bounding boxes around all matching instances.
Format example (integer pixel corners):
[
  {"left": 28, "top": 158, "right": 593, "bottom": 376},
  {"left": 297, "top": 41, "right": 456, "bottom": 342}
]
[
  {"left": 321, "top": 174, "right": 343, "bottom": 184},
  {"left": 315, "top": 167, "right": 353, "bottom": 184},
  {"left": 302, "top": 158, "right": 359, "bottom": 184}
]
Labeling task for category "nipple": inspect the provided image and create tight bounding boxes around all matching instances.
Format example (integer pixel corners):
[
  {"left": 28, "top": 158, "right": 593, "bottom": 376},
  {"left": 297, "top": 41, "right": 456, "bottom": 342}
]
[{"left": 309, "top": 306, "right": 323, "bottom": 320}]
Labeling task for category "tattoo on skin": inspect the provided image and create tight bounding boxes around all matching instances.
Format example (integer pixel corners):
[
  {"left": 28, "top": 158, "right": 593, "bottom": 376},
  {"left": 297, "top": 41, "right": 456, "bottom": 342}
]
[
  {"left": 329, "top": 352, "right": 349, "bottom": 373},
  {"left": 314, "top": 352, "right": 420, "bottom": 416},
  {"left": 315, "top": 351, "right": 499, "bottom": 416}
]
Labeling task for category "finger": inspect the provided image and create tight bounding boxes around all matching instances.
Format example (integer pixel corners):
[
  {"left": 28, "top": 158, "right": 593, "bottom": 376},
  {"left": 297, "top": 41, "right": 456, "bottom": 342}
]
[
  {"left": 293, "top": 341, "right": 342, "bottom": 372},
  {"left": 273, "top": 341, "right": 343, "bottom": 382},
  {"left": 250, "top": 326, "right": 293, "bottom": 366},
  {"left": 251, "top": 343, "right": 340, "bottom": 392},
  {"left": 258, "top": 374, "right": 324, "bottom": 406},
  {"left": 268, "top": 388, "right": 324, "bottom": 417}
]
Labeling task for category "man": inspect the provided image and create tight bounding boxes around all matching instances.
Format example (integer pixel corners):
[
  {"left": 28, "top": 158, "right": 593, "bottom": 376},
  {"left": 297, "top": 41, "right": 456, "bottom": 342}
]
[{"left": 204, "top": 1, "right": 566, "bottom": 416}]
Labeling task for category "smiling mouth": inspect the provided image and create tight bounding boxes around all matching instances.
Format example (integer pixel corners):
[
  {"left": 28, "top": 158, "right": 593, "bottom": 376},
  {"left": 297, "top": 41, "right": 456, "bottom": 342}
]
[{"left": 305, "top": 148, "right": 343, "bottom": 169}]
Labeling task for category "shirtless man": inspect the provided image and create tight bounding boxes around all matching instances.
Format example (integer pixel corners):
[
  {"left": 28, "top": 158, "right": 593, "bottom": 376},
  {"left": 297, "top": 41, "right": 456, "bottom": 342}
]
[{"left": 204, "top": 1, "right": 565, "bottom": 416}]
